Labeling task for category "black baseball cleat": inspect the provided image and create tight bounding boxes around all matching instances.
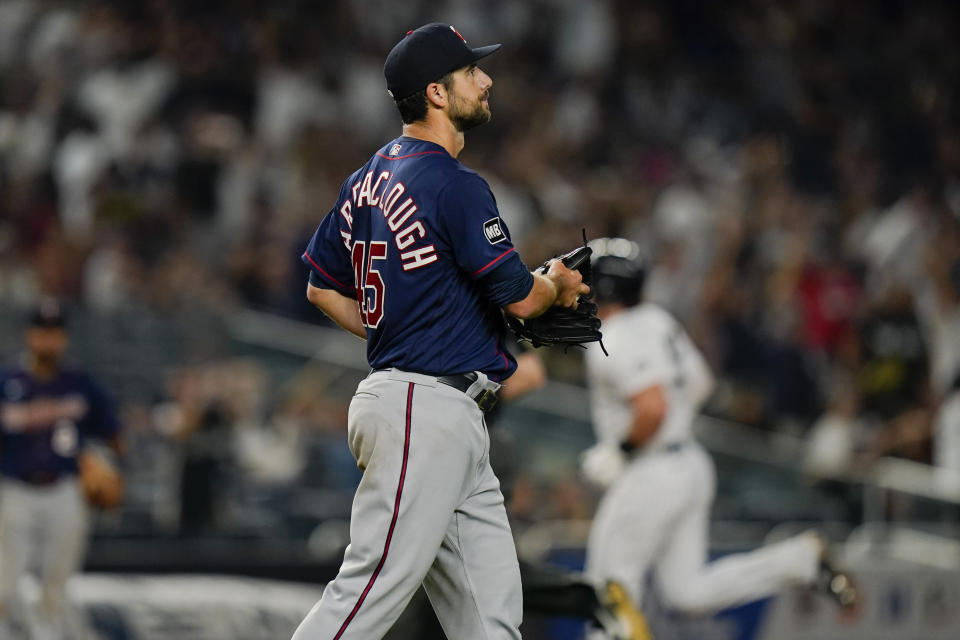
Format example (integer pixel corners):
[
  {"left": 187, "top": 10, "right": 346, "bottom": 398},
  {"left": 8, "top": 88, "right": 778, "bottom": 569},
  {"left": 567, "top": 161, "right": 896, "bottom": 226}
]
[
  {"left": 807, "top": 531, "right": 858, "bottom": 610},
  {"left": 593, "top": 580, "right": 654, "bottom": 640},
  {"left": 805, "top": 530, "right": 859, "bottom": 610},
  {"left": 818, "top": 555, "right": 859, "bottom": 609}
]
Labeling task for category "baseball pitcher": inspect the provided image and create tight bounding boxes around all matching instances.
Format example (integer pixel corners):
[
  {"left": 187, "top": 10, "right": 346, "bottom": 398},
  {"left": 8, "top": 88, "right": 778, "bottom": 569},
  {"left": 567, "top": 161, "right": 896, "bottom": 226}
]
[{"left": 293, "top": 23, "right": 588, "bottom": 640}]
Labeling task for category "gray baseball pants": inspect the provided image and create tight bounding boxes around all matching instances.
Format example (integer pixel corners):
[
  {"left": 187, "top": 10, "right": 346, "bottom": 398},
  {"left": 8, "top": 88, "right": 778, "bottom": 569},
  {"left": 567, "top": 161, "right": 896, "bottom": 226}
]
[
  {"left": 0, "top": 476, "right": 89, "bottom": 637},
  {"left": 292, "top": 368, "right": 522, "bottom": 640}
]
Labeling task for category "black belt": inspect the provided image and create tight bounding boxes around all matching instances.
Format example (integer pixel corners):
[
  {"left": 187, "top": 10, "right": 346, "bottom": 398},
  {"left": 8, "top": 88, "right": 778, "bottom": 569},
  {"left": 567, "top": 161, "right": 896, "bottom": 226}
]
[
  {"left": 621, "top": 440, "right": 687, "bottom": 456},
  {"left": 436, "top": 372, "right": 499, "bottom": 413},
  {"left": 11, "top": 471, "right": 62, "bottom": 486},
  {"left": 371, "top": 369, "right": 499, "bottom": 413}
]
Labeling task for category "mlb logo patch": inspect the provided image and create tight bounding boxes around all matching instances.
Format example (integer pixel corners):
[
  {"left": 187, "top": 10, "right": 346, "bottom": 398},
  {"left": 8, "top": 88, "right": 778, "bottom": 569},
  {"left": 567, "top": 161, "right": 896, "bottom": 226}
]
[
  {"left": 483, "top": 218, "right": 506, "bottom": 244},
  {"left": 389, "top": 143, "right": 402, "bottom": 156}
]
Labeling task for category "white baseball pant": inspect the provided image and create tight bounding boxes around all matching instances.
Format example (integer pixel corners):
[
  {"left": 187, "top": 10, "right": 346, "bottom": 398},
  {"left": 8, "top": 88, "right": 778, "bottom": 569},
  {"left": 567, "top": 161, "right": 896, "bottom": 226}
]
[
  {"left": 586, "top": 442, "right": 820, "bottom": 621},
  {"left": 291, "top": 369, "right": 522, "bottom": 640}
]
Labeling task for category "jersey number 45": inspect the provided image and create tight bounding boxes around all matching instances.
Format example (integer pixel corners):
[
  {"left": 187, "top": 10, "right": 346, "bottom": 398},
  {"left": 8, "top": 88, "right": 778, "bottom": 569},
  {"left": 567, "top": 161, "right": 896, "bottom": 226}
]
[{"left": 352, "top": 240, "right": 387, "bottom": 329}]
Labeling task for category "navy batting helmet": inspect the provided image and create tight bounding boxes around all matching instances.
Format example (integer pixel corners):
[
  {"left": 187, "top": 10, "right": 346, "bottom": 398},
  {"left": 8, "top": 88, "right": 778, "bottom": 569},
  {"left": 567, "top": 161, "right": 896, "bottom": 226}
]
[{"left": 588, "top": 238, "right": 646, "bottom": 307}]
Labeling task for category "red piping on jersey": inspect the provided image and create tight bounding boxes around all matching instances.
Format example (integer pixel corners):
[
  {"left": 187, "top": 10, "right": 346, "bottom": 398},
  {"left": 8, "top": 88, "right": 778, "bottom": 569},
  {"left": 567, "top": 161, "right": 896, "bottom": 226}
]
[
  {"left": 332, "top": 382, "right": 414, "bottom": 640},
  {"left": 376, "top": 150, "right": 446, "bottom": 160},
  {"left": 472, "top": 247, "right": 515, "bottom": 275},
  {"left": 303, "top": 252, "right": 349, "bottom": 290}
]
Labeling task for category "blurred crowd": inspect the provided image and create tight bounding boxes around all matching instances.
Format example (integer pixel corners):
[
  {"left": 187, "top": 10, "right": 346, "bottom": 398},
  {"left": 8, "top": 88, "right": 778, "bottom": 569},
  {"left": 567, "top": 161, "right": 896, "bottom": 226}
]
[{"left": 1, "top": 0, "right": 960, "bottom": 534}]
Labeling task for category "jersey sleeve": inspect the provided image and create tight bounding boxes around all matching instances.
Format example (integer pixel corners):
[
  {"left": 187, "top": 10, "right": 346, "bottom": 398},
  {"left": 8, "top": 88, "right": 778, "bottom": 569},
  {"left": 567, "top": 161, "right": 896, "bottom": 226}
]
[
  {"left": 439, "top": 173, "right": 533, "bottom": 305},
  {"left": 481, "top": 261, "right": 534, "bottom": 307},
  {"left": 301, "top": 191, "right": 355, "bottom": 298},
  {"left": 439, "top": 174, "right": 527, "bottom": 277},
  {"left": 0, "top": 371, "right": 9, "bottom": 442},
  {"left": 606, "top": 322, "right": 673, "bottom": 398},
  {"left": 82, "top": 375, "right": 121, "bottom": 441},
  {"left": 682, "top": 335, "right": 715, "bottom": 408}
]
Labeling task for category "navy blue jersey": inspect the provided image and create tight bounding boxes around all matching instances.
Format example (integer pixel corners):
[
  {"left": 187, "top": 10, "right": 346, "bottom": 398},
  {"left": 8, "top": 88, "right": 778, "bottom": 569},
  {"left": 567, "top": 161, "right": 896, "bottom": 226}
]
[
  {"left": 0, "top": 364, "right": 120, "bottom": 481},
  {"left": 302, "top": 137, "right": 533, "bottom": 381}
]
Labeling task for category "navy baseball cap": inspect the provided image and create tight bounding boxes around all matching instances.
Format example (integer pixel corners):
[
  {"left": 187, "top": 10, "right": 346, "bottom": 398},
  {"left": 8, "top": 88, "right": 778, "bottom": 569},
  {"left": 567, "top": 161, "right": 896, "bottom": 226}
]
[
  {"left": 28, "top": 297, "right": 67, "bottom": 329},
  {"left": 384, "top": 23, "right": 501, "bottom": 100}
]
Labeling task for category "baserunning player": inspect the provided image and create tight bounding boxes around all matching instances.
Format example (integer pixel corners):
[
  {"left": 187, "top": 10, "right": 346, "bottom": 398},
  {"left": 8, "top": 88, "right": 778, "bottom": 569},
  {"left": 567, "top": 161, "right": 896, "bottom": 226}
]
[
  {"left": 579, "top": 238, "right": 857, "bottom": 638},
  {"left": 293, "top": 23, "right": 588, "bottom": 640}
]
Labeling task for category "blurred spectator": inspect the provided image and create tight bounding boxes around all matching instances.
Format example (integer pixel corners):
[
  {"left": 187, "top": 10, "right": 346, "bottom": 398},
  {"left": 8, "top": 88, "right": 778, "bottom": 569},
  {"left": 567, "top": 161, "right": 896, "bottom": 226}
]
[
  {"left": 916, "top": 222, "right": 960, "bottom": 399},
  {"left": 856, "top": 286, "right": 929, "bottom": 423},
  {"left": 804, "top": 370, "right": 861, "bottom": 478},
  {"left": 933, "top": 373, "right": 960, "bottom": 474},
  {"left": 795, "top": 235, "right": 861, "bottom": 360},
  {"left": 854, "top": 285, "right": 933, "bottom": 464},
  {"left": 155, "top": 359, "right": 267, "bottom": 534},
  {"left": 178, "top": 401, "right": 231, "bottom": 535}
]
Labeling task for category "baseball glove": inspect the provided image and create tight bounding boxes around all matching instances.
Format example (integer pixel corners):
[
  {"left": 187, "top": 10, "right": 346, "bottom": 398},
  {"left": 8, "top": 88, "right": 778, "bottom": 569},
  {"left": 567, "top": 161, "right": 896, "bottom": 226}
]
[
  {"left": 78, "top": 450, "right": 124, "bottom": 509},
  {"left": 506, "top": 231, "right": 606, "bottom": 353}
]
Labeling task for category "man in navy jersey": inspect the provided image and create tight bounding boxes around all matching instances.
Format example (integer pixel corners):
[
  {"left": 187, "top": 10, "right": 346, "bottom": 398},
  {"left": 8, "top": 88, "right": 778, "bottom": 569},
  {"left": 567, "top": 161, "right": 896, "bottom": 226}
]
[
  {"left": 0, "top": 299, "right": 122, "bottom": 639},
  {"left": 293, "top": 23, "right": 588, "bottom": 640}
]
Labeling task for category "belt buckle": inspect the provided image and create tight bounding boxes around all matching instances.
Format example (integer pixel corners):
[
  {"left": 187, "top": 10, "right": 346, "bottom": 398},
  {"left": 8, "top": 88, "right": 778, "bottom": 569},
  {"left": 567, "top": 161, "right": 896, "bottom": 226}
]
[{"left": 473, "top": 388, "right": 498, "bottom": 413}]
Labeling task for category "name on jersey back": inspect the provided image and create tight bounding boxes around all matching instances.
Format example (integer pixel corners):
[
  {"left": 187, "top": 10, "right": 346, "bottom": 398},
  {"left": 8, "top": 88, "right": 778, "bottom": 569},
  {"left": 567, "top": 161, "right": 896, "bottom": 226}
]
[{"left": 339, "top": 170, "right": 438, "bottom": 272}]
